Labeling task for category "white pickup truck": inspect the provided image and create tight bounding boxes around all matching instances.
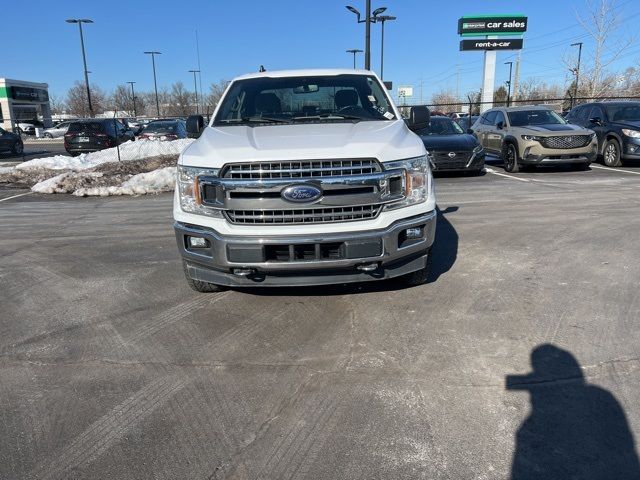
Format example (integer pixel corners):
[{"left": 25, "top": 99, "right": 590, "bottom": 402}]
[{"left": 174, "top": 69, "right": 436, "bottom": 291}]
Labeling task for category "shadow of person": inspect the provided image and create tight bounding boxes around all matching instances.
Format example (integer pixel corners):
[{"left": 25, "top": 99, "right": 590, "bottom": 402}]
[
  {"left": 427, "top": 205, "right": 458, "bottom": 283},
  {"left": 507, "top": 344, "right": 640, "bottom": 479}
]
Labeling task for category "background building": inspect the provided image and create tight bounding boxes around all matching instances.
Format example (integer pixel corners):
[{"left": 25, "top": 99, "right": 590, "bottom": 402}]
[{"left": 0, "top": 78, "right": 52, "bottom": 130}]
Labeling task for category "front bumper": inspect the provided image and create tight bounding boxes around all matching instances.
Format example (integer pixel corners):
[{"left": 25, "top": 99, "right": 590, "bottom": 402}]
[
  {"left": 622, "top": 137, "right": 640, "bottom": 159},
  {"left": 520, "top": 141, "right": 598, "bottom": 165},
  {"left": 175, "top": 210, "right": 436, "bottom": 287},
  {"left": 432, "top": 150, "right": 485, "bottom": 171}
]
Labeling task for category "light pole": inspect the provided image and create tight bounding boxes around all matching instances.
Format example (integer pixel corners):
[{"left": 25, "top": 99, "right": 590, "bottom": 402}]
[
  {"left": 144, "top": 51, "right": 162, "bottom": 117},
  {"left": 571, "top": 42, "right": 583, "bottom": 107},
  {"left": 376, "top": 15, "right": 396, "bottom": 81},
  {"left": 346, "top": 49, "right": 363, "bottom": 69},
  {"left": 66, "top": 19, "right": 93, "bottom": 117},
  {"left": 188, "top": 69, "right": 200, "bottom": 114},
  {"left": 345, "top": 2, "right": 386, "bottom": 70},
  {"left": 126, "top": 81, "right": 137, "bottom": 117},
  {"left": 504, "top": 61, "right": 513, "bottom": 107}
]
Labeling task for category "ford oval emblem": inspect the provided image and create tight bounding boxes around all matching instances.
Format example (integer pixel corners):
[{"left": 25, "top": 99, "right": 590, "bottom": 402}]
[{"left": 281, "top": 184, "right": 322, "bottom": 203}]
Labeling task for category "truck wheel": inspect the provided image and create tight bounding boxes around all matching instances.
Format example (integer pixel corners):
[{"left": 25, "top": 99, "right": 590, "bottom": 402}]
[
  {"left": 183, "top": 261, "right": 226, "bottom": 293},
  {"left": 603, "top": 138, "right": 622, "bottom": 167},
  {"left": 398, "top": 250, "right": 432, "bottom": 287},
  {"left": 503, "top": 142, "right": 520, "bottom": 173}
]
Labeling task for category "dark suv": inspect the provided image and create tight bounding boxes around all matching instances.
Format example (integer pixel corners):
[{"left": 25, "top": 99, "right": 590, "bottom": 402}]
[
  {"left": 566, "top": 101, "right": 640, "bottom": 167},
  {"left": 64, "top": 119, "right": 134, "bottom": 156}
]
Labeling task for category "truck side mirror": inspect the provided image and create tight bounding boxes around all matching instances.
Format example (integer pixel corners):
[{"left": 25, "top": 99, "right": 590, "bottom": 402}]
[
  {"left": 384, "top": 81, "right": 393, "bottom": 90},
  {"left": 186, "top": 115, "right": 205, "bottom": 138},
  {"left": 406, "top": 106, "right": 430, "bottom": 131}
]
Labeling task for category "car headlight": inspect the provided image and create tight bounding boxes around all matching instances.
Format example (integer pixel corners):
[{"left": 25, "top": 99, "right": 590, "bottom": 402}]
[
  {"left": 521, "top": 135, "right": 541, "bottom": 141},
  {"left": 177, "top": 165, "right": 223, "bottom": 217},
  {"left": 622, "top": 128, "right": 640, "bottom": 138},
  {"left": 383, "top": 155, "right": 430, "bottom": 210}
]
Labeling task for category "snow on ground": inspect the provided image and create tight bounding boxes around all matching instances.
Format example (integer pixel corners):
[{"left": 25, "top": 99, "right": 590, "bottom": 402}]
[
  {"left": 73, "top": 167, "right": 176, "bottom": 196},
  {"left": 15, "top": 138, "right": 193, "bottom": 171}
]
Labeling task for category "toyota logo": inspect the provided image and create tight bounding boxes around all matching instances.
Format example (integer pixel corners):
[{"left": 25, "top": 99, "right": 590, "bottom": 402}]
[
  {"left": 281, "top": 184, "right": 322, "bottom": 203},
  {"left": 448, "top": 152, "right": 457, "bottom": 158}
]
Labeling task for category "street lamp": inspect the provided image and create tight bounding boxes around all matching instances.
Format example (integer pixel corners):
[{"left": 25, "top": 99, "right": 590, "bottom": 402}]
[
  {"left": 66, "top": 19, "right": 94, "bottom": 117},
  {"left": 188, "top": 69, "right": 200, "bottom": 114},
  {"left": 346, "top": 49, "right": 363, "bottom": 69},
  {"left": 144, "top": 51, "right": 162, "bottom": 117},
  {"left": 126, "top": 81, "right": 137, "bottom": 117},
  {"left": 504, "top": 61, "right": 514, "bottom": 107},
  {"left": 346, "top": 2, "right": 387, "bottom": 70},
  {"left": 571, "top": 42, "right": 583, "bottom": 108},
  {"left": 376, "top": 15, "right": 396, "bottom": 81}
]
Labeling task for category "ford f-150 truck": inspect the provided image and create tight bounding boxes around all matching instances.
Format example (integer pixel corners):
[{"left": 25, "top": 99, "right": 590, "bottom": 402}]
[{"left": 174, "top": 69, "right": 435, "bottom": 291}]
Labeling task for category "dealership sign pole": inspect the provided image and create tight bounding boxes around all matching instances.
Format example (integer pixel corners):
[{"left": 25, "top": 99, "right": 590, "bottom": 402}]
[{"left": 458, "top": 15, "right": 527, "bottom": 113}]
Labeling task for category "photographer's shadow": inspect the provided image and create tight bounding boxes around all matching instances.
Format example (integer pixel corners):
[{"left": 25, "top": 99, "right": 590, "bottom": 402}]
[
  {"left": 507, "top": 344, "right": 640, "bottom": 479},
  {"left": 427, "top": 205, "right": 458, "bottom": 283}
]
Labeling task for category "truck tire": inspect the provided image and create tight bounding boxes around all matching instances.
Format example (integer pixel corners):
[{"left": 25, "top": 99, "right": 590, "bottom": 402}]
[
  {"left": 183, "top": 261, "right": 226, "bottom": 293},
  {"left": 603, "top": 138, "right": 622, "bottom": 167},
  {"left": 398, "top": 250, "right": 432, "bottom": 287},
  {"left": 503, "top": 142, "right": 520, "bottom": 173}
]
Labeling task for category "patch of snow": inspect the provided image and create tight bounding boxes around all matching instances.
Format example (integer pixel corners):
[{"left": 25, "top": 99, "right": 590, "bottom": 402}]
[
  {"left": 0, "top": 166, "right": 16, "bottom": 174},
  {"left": 73, "top": 167, "right": 176, "bottom": 197},
  {"left": 31, "top": 173, "right": 75, "bottom": 194},
  {"left": 16, "top": 139, "right": 193, "bottom": 172}
]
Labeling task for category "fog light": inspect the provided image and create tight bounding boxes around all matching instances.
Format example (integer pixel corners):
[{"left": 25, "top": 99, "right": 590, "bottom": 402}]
[
  {"left": 357, "top": 262, "right": 379, "bottom": 272},
  {"left": 405, "top": 227, "right": 423, "bottom": 239},
  {"left": 628, "top": 144, "right": 638, "bottom": 153},
  {"left": 233, "top": 268, "right": 255, "bottom": 277},
  {"left": 188, "top": 236, "right": 207, "bottom": 248}
]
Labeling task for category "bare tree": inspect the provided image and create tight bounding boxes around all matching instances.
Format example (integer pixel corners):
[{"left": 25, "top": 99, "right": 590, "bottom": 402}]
[
  {"left": 430, "top": 89, "right": 459, "bottom": 113},
  {"left": 205, "top": 80, "right": 230, "bottom": 113},
  {"left": 66, "top": 81, "right": 107, "bottom": 117},
  {"left": 493, "top": 86, "right": 508, "bottom": 106},
  {"left": 167, "top": 82, "right": 193, "bottom": 116},
  {"left": 48, "top": 93, "right": 67, "bottom": 115},
  {"left": 111, "top": 84, "right": 145, "bottom": 117}
]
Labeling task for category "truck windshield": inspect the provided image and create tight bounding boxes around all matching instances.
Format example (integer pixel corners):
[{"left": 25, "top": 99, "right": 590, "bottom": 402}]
[{"left": 213, "top": 74, "right": 395, "bottom": 125}]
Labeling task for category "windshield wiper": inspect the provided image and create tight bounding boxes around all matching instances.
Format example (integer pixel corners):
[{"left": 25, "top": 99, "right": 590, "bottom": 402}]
[
  {"left": 291, "top": 113, "right": 369, "bottom": 122},
  {"left": 218, "top": 117, "right": 291, "bottom": 124}
]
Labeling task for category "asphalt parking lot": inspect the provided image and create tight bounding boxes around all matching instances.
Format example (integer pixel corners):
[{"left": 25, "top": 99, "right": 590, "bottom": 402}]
[
  {"left": 0, "top": 140, "right": 67, "bottom": 166},
  {"left": 1, "top": 161, "right": 640, "bottom": 479}
]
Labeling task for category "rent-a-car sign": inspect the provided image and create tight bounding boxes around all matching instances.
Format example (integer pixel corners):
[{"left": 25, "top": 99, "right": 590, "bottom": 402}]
[
  {"left": 460, "top": 39, "right": 524, "bottom": 51},
  {"left": 458, "top": 15, "right": 527, "bottom": 36}
]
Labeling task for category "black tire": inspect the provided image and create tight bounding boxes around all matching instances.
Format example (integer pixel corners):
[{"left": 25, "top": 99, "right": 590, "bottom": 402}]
[
  {"left": 11, "top": 141, "right": 23, "bottom": 155},
  {"left": 503, "top": 142, "right": 520, "bottom": 173},
  {"left": 43, "top": 132, "right": 53, "bottom": 139},
  {"left": 183, "top": 261, "right": 226, "bottom": 293},
  {"left": 398, "top": 250, "right": 432, "bottom": 287},
  {"left": 603, "top": 138, "right": 623, "bottom": 167}
]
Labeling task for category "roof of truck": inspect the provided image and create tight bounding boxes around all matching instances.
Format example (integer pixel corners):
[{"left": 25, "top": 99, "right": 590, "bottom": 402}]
[{"left": 234, "top": 68, "right": 377, "bottom": 80}]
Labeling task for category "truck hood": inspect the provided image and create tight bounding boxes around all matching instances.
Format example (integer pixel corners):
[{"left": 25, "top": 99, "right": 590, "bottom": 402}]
[{"left": 180, "top": 120, "right": 425, "bottom": 167}]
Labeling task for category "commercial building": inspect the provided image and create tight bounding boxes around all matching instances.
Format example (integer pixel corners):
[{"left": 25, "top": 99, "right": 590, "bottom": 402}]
[{"left": 0, "top": 78, "right": 52, "bottom": 130}]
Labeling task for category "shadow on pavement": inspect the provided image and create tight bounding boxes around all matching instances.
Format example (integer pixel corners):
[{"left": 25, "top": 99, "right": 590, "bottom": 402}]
[
  {"left": 507, "top": 344, "right": 640, "bottom": 480},
  {"left": 427, "top": 206, "right": 458, "bottom": 284}
]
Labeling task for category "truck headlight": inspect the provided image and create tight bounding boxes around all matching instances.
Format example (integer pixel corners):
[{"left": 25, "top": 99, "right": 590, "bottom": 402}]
[
  {"left": 622, "top": 128, "right": 640, "bottom": 138},
  {"left": 383, "top": 155, "right": 431, "bottom": 210},
  {"left": 177, "top": 165, "right": 223, "bottom": 217}
]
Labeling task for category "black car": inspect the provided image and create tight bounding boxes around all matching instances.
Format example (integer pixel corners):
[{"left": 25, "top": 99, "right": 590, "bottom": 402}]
[
  {"left": 566, "top": 101, "right": 640, "bottom": 167},
  {"left": 416, "top": 116, "right": 485, "bottom": 173},
  {"left": 456, "top": 115, "right": 479, "bottom": 132},
  {"left": 138, "top": 119, "right": 187, "bottom": 140},
  {"left": 64, "top": 119, "right": 135, "bottom": 156},
  {"left": 0, "top": 127, "right": 24, "bottom": 155}
]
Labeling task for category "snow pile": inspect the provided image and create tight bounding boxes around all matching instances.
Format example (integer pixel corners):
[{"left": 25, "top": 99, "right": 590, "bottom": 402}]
[
  {"left": 15, "top": 138, "right": 193, "bottom": 172},
  {"left": 73, "top": 167, "right": 176, "bottom": 196}
]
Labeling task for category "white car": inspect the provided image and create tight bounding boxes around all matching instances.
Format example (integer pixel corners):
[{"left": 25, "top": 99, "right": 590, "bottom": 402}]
[
  {"left": 16, "top": 122, "right": 36, "bottom": 135},
  {"left": 43, "top": 121, "right": 72, "bottom": 138},
  {"left": 174, "top": 68, "right": 436, "bottom": 291}
]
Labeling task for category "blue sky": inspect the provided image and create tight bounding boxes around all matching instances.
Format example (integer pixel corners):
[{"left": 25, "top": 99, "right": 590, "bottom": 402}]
[{"left": 4, "top": 0, "right": 640, "bottom": 102}]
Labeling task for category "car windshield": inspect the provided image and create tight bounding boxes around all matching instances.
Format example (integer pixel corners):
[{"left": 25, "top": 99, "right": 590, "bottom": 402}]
[
  {"left": 417, "top": 117, "right": 464, "bottom": 135},
  {"left": 145, "top": 121, "right": 178, "bottom": 133},
  {"left": 214, "top": 74, "right": 395, "bottom": 125},
  {"left": 68, "top": 122, "right": 105, "bottom": 133},
  {"left": 605, "top": 104, "right": 640, "bottom": 122},
  {"left": 507, "top": 109, "right": 566, "bottom": 127}
]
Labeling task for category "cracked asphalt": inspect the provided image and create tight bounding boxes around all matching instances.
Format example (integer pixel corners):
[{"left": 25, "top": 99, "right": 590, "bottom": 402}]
[{"left": 1, "top": 161, "right": 640, "bottom": 479}]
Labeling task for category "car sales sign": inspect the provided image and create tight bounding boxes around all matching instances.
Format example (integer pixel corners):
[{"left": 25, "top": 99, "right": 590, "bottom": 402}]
[
  {"left": 460, "top": 39, "right": 523, "bottom": 51},
  {"left": 458, "top": 15, "right": 527, "bottom": 36}
]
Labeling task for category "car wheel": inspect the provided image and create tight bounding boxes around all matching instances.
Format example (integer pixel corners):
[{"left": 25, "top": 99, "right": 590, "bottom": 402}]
[
  {"left": 503, "top": 142, "right": 520, "bottom": 173},
  {"left": 11, "top": 141, "right": 24, "bottom": 155},
  {"left": 43, "top": 132, "right": 53, "bottom": 138},
  {"left": 183, "top": 261, "right": 227, "bottom": 293},
  {"left": 603, "top": 139, "right": 622, "bottom": 167}
]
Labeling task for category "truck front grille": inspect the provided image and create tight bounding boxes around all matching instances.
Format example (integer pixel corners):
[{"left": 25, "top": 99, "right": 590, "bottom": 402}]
[
  {"left": 221, "top": 159, "right": 381, "bottom": 179},
  {"left": 539, "top": 135, "right": 592, "bottom": 149},
  {"left": 225, "top": 205, "right": 382, "bottom": 224}
]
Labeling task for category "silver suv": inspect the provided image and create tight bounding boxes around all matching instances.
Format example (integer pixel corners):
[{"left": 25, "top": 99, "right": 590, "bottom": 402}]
[{"left": 472, "top": 106, "right": 597, "bottom": 172}]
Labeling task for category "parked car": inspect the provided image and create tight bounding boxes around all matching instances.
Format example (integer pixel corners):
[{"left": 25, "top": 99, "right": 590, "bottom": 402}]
[
  {"left": 457, "top": 115, "right": 479, "bottom": 132},
  {"left": 416, "top": 116, "right": 484, "bottom": 174},
  {"left": 138, "top": 119, "right": 187, "bottom": 140},
  {"left": 43, "top": 121, "right": 72, "bottom": 138},
  {"left": 472, "top": 106, "right": 597, "bottom": 172},
  {"left": 175, "top": 68, "right": 435, "bottom": 291},
  {"left": 0, "top": 127, "right": 24, "bottom": 154},
  {"left": 565, "top": 101, "right": 640, "bottom": 167},
  {"left": 16, "top": 122, "right": 36, "bottom": 135},
  {"left": 64, "top": 119, "right": 135, "bottom": 156}
]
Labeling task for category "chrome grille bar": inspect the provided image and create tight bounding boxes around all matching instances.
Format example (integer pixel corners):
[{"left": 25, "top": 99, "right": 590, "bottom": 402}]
[
  {"left": 221, "top": 159, "right": 381, "bottom": 179},
  {"left": 225, "top": 205, "right": 382, "bottom": 225}
]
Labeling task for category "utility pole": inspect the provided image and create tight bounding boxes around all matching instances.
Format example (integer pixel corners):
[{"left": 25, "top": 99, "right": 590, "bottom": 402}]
[
  {"left": 66, "top": 19, "right": 94, "bottom": 117},
  {"left": 144, "top": 51, "right": 162, "bottom": 117},
  {"left": 505, "top": 61, "right": 514, "bottom": 107},
  {"left": 346, "top": 2, "right": 387, "bottom": 71},
  {"left": 456, "top": 64, "right": 460, "bottom": 102},
  {"left": 571, "top": 42, "right": 583, "bottom": 107},
  {"left": 420, "top": 77, "right": 424, "bottom": 105},
  {"left": 189, "top": 70, "right": 200, "bottom": 114},
  {"left": 126, "top": 81, "right": 137, "bottom": 117},
  {"left": 377, "top": 15, "right": 396, "bottom": 81},
  {"left": 346, "top": 49, "right": 363, "bottom": 69},
  {"left": 512, "top": 53, "right": 521, "bottom": 104}
]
